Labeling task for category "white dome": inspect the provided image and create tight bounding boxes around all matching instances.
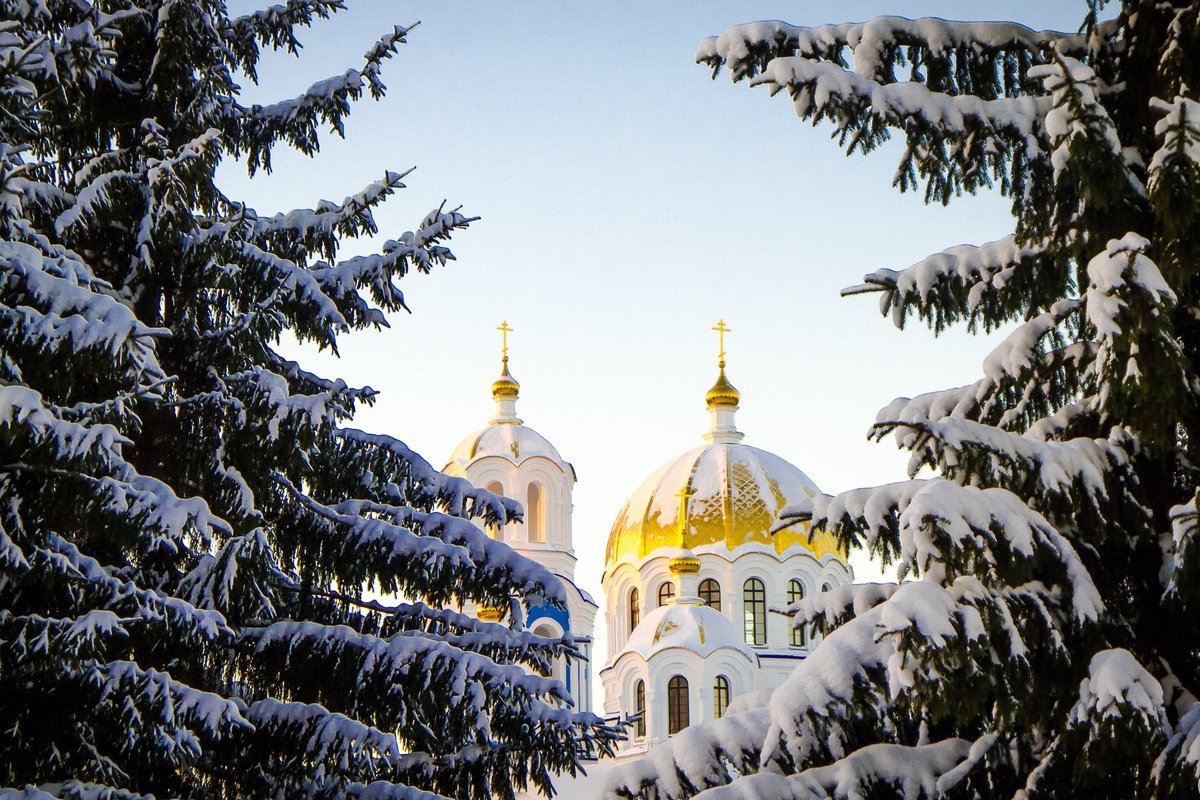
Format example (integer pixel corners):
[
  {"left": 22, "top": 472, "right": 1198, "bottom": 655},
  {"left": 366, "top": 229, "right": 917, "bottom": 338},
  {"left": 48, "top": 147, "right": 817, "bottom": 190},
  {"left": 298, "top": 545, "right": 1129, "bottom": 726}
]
[
  {"left": 616, "top": 601, "right": 756, "bottom": 662},
  {"left": 447, "top": 423, "right": 567, "bottom": 470}
]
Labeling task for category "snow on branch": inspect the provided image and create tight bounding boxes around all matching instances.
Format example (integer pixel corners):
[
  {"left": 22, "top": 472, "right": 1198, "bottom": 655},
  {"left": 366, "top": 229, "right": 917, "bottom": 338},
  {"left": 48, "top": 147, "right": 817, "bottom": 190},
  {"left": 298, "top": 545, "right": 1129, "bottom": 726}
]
[
  {"left": 36, "top": 534, "right": 234, "bottom": 644},
  {"left": 250, "top": 170, "right": 407, "bottom": 261},
  {"left": 0, "top": 781, "right": 154, "bottom": 800},
  {"left": 369, "top": 599, "right": 581, "bottom": 673},
  {"left": 225, "top": 25, "right": 413, "bottom": 174},
  {"left": 780, "top": 480, "right": 1103, "bottom": 620},
  {"left": 0, "top": 240, "right": 166, "bottom": 376},
  {"left": 275, "top": 476, "right": 561, "bottom": 610},
  {"left": 1165, "top": 493, "right": 1200, "bottom": 612},
  {"left": 222, "top": 0, "right": 347, "bottom": 77},
  {"left": 603, "top": 707, "right": 772, "bottom": 799},
  {"left": 327, "top": 497, "right": 566, "bottom": 609},
  {"left": 871, "top": 409, "right": 1138, "bottom": 523},
  {"left": 1148, "top": 96, "right": 1200, "bottom": 189},
  {"left": 1068, "top": 648, "right": 1166, "bottom": 729},
  {"left": 0, "top": 385, "right": 128, "bottom": 465},
  {"left": 334, "top": 428, "right": 520, "bottom": 525},
  {"left": 1153, "top": 698, "right": 1200, "bottom": 796},
  {"left": 844, "top": 234, "right": 1062, "bottom": 334},
  {"left": 750, "top": 56, "right": 1047, "bottom": 150},
  {"left": 784, "top": 581, "right": 899, "bottom": 637},
  {"left": 688, "top": 739, "right": 977, "bottom": 800},
  {"left": 240, "top": 619, "right": 574, "bottom": 738},
  {"left": 697, "top": 17, "right": 1083, "bottom": 83}
]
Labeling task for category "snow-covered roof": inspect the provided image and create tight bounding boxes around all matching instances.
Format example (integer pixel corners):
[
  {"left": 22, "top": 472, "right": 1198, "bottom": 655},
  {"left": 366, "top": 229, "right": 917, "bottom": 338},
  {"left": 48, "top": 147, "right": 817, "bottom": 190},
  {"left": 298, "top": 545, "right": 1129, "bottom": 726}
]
[
  {"left": 615, "top": 601, "right": 757, "bottom": 662},
  {"left": 447, "top": 423, "right": 568, "bottom": 471}
]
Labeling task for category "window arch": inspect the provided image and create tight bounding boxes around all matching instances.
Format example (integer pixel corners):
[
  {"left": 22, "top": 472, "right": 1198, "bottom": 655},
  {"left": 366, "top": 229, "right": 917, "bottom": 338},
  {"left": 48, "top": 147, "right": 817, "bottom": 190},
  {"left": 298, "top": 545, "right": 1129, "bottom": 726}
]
[
  {"left": 713, "top": 675, "right": 730, "bottom": 720},
  {"left": 667, "top": 675, "right": 689, "bottom": 735},
  {"left": 698, "top": 578, "right": 721, "bottom": 610},
  {"left": 657, "top": 581, "right": 675, "bottom": 607},
  {"left": 743, "top": 578, "right": 766, "bottom": 645},
  {"left": 527, "top": 482, "right": 545, "bottom": 543},
  {"left": 821, "top": 581, "right": 834, "bottom": 593},
  {"left": 787, "top": 579, "right": 806, "bottom": 647},
  {"left": 629, "top": 588, "right": 640, "bottom": 633},
  {"left": 634, "top": 679, "right": 646, "bottom": 737}
]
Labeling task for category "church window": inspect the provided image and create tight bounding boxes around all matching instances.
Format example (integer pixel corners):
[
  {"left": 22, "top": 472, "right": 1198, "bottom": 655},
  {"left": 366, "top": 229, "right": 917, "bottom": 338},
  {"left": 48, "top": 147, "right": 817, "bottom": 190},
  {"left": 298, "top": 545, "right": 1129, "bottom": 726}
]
[
  {"left": 821, "top": 581, "right": 834, "bottom": 593},
  {"left": 527, "top": 482, "right": 545, "bottom": 543},
  {"left": 713, "top": 675, "right": 730, "bottom": 719},
  {"left": 657, "top": 581, "right": 675, "bottom": 607},
  {"left": 743, "top": 578, "right": 766, "bottom": 645},
  {"left": 699, "top": 578, "right": 721, "bottom": 610},
  {"left": 667, "top": 675, "right": 689, "bottom": 734},
  {"left": 634, "top": 680, "right": 646, "bottom": 737},
  {"left": 787, "top": 579, "right": 806, "bottom": 647},
  {"left": 629, "top": 588, "right": 640, "bottom": 632}
]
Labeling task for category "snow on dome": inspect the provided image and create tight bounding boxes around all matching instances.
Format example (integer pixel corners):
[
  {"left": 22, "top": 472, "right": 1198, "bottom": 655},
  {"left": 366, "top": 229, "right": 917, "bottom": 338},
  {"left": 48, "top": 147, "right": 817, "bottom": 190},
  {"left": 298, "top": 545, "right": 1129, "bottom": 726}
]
[
  {"left": 605, "top": 441, "right": 841, "bottom": 569},
  {"left": 447, "top": 423, "right": 567, "bottom": 469},
  {"left": 616, "top": 601, "right": 756, "bottom": 662}
]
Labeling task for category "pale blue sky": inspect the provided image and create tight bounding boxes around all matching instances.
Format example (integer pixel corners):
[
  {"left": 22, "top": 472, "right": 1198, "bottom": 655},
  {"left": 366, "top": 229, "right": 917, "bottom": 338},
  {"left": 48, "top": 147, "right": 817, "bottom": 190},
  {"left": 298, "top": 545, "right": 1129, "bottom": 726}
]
[{"left": 221, "top": 1, "right": 1090, "bottom": 696}]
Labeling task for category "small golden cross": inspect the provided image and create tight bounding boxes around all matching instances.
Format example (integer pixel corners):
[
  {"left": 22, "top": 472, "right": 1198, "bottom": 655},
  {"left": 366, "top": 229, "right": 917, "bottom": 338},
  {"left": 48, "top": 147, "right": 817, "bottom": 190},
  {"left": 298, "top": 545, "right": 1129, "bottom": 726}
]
[
  {"left": 497, "top": 321, "right": 512, "bottom": 359},
  {"left": 675, "top": 485, "right": 695, "bottom": 525},
  {"left": 712, "top": 319, "right": 731, "bottom": 363}
]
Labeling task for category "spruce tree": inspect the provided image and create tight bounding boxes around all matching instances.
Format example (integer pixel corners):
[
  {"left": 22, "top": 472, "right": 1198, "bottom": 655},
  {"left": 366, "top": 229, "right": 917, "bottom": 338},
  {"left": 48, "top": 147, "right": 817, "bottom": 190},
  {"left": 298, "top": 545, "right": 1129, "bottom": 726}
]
[
  {"left": 0, "top": 3, "right": 617, "bottom": 799},
  {"left": 606, "top": 2, "right": 1200, "bottom": 798}
]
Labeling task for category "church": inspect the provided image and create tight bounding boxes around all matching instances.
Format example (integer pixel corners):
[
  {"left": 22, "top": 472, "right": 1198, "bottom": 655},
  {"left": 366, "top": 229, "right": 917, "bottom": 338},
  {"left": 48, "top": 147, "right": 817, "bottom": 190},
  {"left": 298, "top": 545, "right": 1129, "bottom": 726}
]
[{"left": 443, "top": 322, "right": 851, "bottom": 753}]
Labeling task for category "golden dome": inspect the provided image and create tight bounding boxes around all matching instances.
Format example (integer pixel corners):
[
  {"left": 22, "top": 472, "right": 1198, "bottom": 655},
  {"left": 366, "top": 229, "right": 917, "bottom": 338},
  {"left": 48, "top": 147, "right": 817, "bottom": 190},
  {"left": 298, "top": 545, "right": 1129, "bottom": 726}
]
[
  {"left": 491, "top": 357, "right": 520, "bottom": 399},
  {"left": 604, "top": 442, "right": 844, "bottom": 569},
  {"left": 705, "top": 361, "right": 740, "bottom": 408}
]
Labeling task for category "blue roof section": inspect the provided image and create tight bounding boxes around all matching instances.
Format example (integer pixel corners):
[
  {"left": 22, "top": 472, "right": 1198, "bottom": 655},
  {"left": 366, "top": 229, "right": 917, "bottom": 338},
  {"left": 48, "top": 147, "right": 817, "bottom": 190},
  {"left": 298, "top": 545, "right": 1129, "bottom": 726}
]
[{"left": 527, "top": 602, "right": 570, "bottom": 631}]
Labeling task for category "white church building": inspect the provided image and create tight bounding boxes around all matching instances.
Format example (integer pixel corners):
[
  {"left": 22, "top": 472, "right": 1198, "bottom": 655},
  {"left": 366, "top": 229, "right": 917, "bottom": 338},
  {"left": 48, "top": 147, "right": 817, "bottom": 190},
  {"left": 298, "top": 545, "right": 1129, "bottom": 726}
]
[
  {"left": 445, "top": 322, "right": 851, "bottom": 749},
  {"left": 442, "top": 339, "right": 597, "bottom": 712}
]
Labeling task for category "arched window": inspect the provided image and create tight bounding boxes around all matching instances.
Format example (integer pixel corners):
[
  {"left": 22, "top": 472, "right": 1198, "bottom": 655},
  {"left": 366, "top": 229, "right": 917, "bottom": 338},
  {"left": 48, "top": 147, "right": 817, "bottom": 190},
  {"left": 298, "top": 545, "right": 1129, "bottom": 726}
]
[
  {"left": 713, "top": 675, "right": 730, "bottom": 719},
  {"left": 743, "top": 578, "right": 766, "bottom": 645},
  {"left": 787, "top": 579, "right": 806, "bottom": 647},
  {"left": 485, "top": 481, "right": 504, "bottom": 537},
  {"left": 657, "top": 581, "right": 675, "bottom": 607},
  {"left": 667, "top": 675, "right": 689, "bottom": 735},
  {"left": 527, "top": 483, "right": 545, "bottom": 543},
  {"left": 821, "top": 582, "right": 834, "bottom": 593},
  {"left": 699, "top": 578, "right": 721, "bottom": 610},
  {"left": 634, "top": 679, "right": 646, "bottom": 737},
  {"left": 629, "top": 588, "right": 640, "bottom": 632}
]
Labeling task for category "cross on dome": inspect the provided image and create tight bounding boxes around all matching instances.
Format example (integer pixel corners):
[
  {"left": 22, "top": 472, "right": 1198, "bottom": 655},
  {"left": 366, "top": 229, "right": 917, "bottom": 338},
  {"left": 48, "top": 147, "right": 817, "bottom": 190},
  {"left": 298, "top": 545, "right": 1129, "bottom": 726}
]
[
  {"left": 712, "top": 319, "right": 731, "bottom": 365},
  {"left": 490, "top": 320, "right": 521, "bottom": 423},
  {"left": 704, "top": 320, "right": 743, "bottom": 444}
]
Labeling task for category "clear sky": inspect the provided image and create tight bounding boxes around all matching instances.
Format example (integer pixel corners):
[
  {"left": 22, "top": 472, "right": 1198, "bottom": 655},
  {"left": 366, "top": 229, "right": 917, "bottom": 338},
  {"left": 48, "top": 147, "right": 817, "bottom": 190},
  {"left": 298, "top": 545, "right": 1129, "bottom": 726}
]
[{"left": 220, "top": 1, "right": 1091, "bottom": 705}]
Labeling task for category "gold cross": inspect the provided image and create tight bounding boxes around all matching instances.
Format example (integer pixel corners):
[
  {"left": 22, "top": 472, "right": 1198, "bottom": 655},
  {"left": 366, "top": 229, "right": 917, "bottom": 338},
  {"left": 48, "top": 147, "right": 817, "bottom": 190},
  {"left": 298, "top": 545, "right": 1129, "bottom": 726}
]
[
  {"left": 675, "top": 485, "right": 695, "bottom": 528},
  {"left": 712, "top": 319, "right": 731, "bottom": 363},
  {"left": 497, "top": 321, "right": 512, "bottom": 360}
]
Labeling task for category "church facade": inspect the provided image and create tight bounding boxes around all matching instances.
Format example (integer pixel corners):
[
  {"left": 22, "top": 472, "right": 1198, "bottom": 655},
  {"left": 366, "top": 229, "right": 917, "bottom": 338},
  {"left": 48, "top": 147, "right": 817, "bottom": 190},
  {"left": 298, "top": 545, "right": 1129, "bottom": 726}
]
[{"left": 445, "top": 322, "right": 851, "bottom": 744}]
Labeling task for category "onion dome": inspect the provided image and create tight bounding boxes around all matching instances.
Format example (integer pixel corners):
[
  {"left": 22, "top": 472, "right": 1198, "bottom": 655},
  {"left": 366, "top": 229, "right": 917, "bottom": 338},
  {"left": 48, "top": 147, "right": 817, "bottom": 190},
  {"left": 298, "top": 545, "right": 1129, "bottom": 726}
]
[
  {"left": 705, "top": 361, "right": 740, "bottom": 408},
  {"left": 604, "top": 440, "right": 840, "bottom": 567},
  {"left": 445, "top": 322, "right": 572, "bottom": 473},
  {"left": 605, "top": 320, "right": 842, "bottom": 568},
  {"left": 492, "top": 357, "right": 520, "bottom": 400}
]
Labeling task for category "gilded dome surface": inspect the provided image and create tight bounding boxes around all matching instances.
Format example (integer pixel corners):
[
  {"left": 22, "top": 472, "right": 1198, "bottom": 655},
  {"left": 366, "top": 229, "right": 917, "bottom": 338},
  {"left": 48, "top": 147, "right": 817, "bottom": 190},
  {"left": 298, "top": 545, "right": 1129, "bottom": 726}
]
[{"left": 605, "top": 442, "right": 842, "bottom": 567}]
